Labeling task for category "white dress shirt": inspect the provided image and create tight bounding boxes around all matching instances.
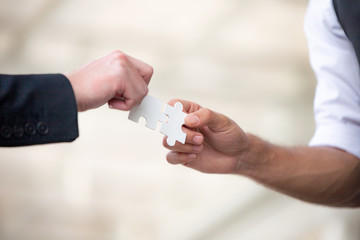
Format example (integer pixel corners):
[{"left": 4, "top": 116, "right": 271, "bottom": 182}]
[{"left": 304, "top": 0, "right": 360, "bottom": 158}]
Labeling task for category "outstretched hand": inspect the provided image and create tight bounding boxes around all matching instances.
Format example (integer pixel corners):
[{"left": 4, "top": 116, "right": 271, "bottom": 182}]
[
  {"left": 163, "top": 101, "right": 360, "bottom": 207},
  {"left": 163, "top": 99, "right": 250, "bottom": 174},
  {"left": 65, "top": 50, "right": 153, "bottom": 112}
]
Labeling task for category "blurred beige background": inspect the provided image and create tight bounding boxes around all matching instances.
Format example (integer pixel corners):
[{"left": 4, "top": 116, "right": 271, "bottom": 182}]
[{"left": 1, "top": 0, "right": 360, "bottom": 239}]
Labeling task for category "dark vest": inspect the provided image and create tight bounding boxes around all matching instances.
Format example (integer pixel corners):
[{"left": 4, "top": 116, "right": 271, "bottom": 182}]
[{"left": 333, "top": 0, "right": 360, "bottom": 64}]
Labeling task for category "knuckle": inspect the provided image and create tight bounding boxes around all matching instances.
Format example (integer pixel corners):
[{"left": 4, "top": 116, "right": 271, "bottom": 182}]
[
  {"left": 202, "top": 108, "right": 212, "bottom": 118},
  {"left": 111, "top": 50, "right": 125, "bottom": 58},
  {"left": 146, "top": 65, "right": 154, "bottom": 77},
  {"left": 142, "top": 85, "right": 149, "bottom": 96},
  {"left": 111, "top": 51, "right": 128, "bottom": 65}
]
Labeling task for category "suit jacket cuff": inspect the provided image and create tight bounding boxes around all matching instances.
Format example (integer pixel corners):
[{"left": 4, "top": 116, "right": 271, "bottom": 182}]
[{"left": 0, "top": 74, "right": 79, "bottom": 146}]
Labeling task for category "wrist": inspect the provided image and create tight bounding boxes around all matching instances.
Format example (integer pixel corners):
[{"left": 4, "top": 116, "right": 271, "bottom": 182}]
[
  {"left": 64, "top": 72, "right": 82, "bottom": 112},
  {"left": 233, "top": 133, "right": 273, "bottom": 176}
]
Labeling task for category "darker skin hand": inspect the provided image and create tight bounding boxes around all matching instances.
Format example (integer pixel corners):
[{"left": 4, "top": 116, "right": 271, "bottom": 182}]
[{"left": 163, "top": 99, "right": 249, "bottom": 173}]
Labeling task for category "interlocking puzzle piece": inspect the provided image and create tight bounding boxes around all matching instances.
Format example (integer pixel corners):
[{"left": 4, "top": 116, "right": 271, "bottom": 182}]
[
  {"left": 128, "top": 95, "right": 187, "bottom": 146},
  {"left": 160, "top": 102, "right": 187, "bottom": 146},
  {"left": 128, "top": 95, "right": 166, "bottom": 130}
]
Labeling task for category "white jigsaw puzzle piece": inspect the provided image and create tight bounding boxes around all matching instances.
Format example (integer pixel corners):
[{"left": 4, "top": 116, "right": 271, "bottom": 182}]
[
  {"left": 128, "top": 95, "right": 187, "bottom": 146},
  {"left": 128, "top": 95, "right": 166, "bottom": 130},
  {"left": 160, "top": 102, "right": 187, "bottom": 146}
]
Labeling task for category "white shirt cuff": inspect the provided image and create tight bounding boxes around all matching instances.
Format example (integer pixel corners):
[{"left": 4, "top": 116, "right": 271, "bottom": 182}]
[{"left": 309, "top": 124, "right": 360, "bottom": 159}]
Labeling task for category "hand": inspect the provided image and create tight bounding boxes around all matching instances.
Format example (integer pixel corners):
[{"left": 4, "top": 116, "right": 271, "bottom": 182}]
[
  {"left": 65, "top": 50, "right": 153, "bottom": 112},
  {"left": 163, "top": 99, "right": 250, "bottom": 174}
]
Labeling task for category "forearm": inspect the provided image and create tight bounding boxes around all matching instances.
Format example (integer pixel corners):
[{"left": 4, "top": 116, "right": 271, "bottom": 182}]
[{"left": 236, "top": 134, "right": 360, "bottom": 207}]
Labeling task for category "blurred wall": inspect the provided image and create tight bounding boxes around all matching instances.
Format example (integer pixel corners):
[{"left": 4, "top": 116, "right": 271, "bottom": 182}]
[{"left": 1, "top": 0, "right": 360, "bottom": 239}]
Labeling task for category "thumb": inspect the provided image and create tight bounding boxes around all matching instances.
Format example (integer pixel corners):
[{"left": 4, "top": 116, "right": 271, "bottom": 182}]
[{"left": 185, "top": 108, "right": 231, "bottom": 132}]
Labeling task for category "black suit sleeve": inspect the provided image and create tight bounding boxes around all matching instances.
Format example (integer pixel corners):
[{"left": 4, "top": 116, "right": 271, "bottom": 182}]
[{"left": 0, "top": 74, "right": 79, "bottom": 146}]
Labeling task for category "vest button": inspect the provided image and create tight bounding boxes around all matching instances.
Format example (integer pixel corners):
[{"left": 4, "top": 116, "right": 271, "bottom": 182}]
[
  {"left": 0, "top": 125, "right": 12, "bottom": 139},
  {"left": 37, "top": 122, "right": 49, "bottom": 135}
]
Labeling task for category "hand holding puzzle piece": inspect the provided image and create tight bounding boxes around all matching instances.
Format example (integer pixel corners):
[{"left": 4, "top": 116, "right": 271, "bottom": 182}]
[{"left": 128, "top": 95, "right": 187, "bottom": 146}]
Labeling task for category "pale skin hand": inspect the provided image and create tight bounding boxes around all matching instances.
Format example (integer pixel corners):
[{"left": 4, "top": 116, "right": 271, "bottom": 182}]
[
  {"left": 65, "top": 50, "right": 153, "bottom": 112},
  {"left": 163, "top": 99, "right": 360, "bottom": 207}
]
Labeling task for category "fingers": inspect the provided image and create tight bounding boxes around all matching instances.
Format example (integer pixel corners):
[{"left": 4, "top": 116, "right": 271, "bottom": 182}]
[
  {"left": 167, "top": 99, "right": 202, "bottom": 114},
  {"left": 108, "top": 92, "right": 146, "bottom": 111},
  {"left": 163, "top": 137, "right": 203, "bottom": 154},
  {"left": 108, "top": 50, "right": 152, "bottom": 85},
  {"left": 167, "top": 99, "right": 230, "bottom": 132},
  {"left": 163, "top": 140, "right": 203, "bottom": 155},
  {"left": 110, "top": 50, "right": 154, "bottom": 85},
  {"left": 108, "top": 82, "right": 147, "bottom": 111},
  {"left": 166, "top": 126, "right": 204, "bottom": 146},
  {"left": 121, "top": 53, "right": 151, "bottom": 107},
  {"left": 108, "top": 98, "right": 133, "bottom": 111},
  {"left": 185, "top": 108, "right": 230, "bottom": 132},
  {"left": 123, "top": 52, "right": 154, "bottom": 85},
  {"left": 67, "top": 50, "right": 152, "bottom": 112},
  {"left": 167, "top": 151, "right": 197, "bottom": 165},
  {"left": 121, "top": 80, "right": 149, "bottom": 110},
  {"left": 162, "top": 126, "right": 204, "bottom": 154},
  {"left": 106, "top": 51, "right": 151, "bottom": 110}
]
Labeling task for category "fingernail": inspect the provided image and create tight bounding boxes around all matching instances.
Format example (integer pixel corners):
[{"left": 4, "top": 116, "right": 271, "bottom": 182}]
[
  {"left": 193, "top": 135, "right": 203, "bottom": 145},
  {"left": 187, "top": 115, "right": 199, "bottom": 125},
  {"left": 188, "top": 154, "right": 197, "bottom": 159}
]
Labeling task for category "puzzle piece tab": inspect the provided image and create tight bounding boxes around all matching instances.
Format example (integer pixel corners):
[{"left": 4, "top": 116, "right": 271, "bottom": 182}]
[
  {"left": 128, "top": 95, "right": 187, "bottom": 146},
  {"left": 160, "top": 102, "right": 187, "bottom": 146}
]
